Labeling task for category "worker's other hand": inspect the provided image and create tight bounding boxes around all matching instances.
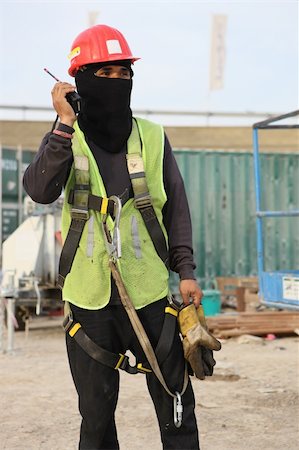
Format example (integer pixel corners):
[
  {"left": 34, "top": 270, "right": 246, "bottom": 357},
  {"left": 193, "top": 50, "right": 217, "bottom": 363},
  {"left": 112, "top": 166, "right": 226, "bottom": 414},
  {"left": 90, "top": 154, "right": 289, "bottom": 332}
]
[
  {"left": 179, "top": 279, "right": 203, "bottom": 308},
  {"left": 51, "top": 82, "right": 76, "bottom": 126}
]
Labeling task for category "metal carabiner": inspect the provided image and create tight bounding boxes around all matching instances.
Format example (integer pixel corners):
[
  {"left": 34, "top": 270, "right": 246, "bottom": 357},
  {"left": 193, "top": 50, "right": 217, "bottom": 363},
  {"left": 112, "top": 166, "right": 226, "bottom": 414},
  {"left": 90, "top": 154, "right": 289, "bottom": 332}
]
[
  {"left": 110, "top": 196, "right": 122, "bottom": 260},
  {"left": 173, "top": 391, "right": 183, "bottom": 428},
  {"left": 102, "top": 196, "right": 122, "bottom": 262}
]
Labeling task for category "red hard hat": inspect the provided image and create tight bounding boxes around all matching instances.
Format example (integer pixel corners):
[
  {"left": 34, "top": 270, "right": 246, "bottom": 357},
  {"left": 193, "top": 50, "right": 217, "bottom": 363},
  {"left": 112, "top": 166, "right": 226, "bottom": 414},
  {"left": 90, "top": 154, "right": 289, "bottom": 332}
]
[{"left": 68, "top": 24, "right": 140, "bottom": 77}]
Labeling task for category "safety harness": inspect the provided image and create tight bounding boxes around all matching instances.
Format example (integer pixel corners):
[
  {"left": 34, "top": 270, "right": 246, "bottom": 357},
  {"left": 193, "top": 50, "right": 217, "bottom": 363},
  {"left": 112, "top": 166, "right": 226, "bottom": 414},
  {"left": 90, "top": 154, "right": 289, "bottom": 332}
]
[
  {"left": 59, "top": 120, "right": 187, "bottom": 427},
  {"left": 58, "top": 120, "right": 168, "bottom": 289}
]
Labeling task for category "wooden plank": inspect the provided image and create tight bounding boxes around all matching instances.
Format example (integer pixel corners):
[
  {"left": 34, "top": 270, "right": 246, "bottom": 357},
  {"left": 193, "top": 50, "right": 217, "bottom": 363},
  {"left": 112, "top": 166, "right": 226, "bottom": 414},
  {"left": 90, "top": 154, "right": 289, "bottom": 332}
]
[
  {"left": 216, "top": 327, "right": 299, "bottom": 338},
  {"left": 206, "top": 311, "right": 299, "bottom": 337},
  {"left": 236, "top": 287, "right": 246, "bottom": 312}
]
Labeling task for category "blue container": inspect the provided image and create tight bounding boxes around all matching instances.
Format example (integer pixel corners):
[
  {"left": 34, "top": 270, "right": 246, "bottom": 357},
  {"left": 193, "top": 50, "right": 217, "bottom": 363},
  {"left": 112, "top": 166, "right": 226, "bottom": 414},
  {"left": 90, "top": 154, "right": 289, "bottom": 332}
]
[
  {"left": 261, "top": 270, "right": 299, "bottom": 310},
  {"left": 202, "top": 289, "right": 221, "bottom": 316}
]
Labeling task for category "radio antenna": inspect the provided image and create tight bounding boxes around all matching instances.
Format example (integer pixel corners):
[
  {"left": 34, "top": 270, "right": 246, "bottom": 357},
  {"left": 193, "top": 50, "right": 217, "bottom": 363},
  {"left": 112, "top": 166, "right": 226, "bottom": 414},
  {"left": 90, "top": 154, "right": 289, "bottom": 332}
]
[{"left": 44, "top": 68, "right": 60, "bottom": 82}]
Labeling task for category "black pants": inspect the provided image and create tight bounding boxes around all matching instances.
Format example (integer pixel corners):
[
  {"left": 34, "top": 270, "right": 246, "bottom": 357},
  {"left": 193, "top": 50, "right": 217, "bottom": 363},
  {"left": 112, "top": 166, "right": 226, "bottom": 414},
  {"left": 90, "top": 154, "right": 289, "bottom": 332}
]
[{"left": 66, "top": 299, "right": 200, "bottom": 450}]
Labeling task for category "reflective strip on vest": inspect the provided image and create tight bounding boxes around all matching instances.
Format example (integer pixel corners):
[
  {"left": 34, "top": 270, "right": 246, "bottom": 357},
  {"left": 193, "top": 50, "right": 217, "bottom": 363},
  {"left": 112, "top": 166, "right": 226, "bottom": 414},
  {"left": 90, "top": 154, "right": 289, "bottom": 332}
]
[
  {"left": 86, "top": 215, "right": 95, "bottom": 258},
  {"left": 131, "top": 215, "right": 142, "bottom": 259}
]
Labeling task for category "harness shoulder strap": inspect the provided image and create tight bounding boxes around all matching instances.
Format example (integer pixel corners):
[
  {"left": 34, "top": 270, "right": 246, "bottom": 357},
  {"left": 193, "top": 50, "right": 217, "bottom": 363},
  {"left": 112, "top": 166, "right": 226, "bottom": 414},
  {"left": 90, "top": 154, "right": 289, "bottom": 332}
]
[
  {"left": 126, "top": 120, "right": 169, "bottom": 269},
  {"left": 57, "top": 156, "right": 90, "bottom": 288},
  {"left": 58, "top": 156, "right": 112, "bottom": 289}
]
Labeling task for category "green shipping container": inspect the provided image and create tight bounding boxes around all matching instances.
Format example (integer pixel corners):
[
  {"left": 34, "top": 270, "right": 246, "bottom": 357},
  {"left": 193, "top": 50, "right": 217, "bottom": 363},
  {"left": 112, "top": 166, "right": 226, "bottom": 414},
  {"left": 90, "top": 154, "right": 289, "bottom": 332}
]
[
  {"left": 174, "top": 150, "right": 299, "bottom": 285},
  {"left": 1, "top": 148, "right": 36, "bottom": 241},
  {"left": 1, "top": 148, "right": 18, "bottom": 201},
  {"left": 2, "top": 207, "right": 19, "bottom": 241},
  {"left": 1, "top": 148, "right": 36, "bottom": 202}
]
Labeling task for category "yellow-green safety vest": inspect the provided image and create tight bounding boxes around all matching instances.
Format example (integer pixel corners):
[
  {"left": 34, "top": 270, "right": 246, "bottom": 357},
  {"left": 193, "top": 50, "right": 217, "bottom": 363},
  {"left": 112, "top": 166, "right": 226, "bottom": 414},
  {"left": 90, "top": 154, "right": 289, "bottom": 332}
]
[{"left": 61, "top": 117, "right": 169, "bottom": 310}]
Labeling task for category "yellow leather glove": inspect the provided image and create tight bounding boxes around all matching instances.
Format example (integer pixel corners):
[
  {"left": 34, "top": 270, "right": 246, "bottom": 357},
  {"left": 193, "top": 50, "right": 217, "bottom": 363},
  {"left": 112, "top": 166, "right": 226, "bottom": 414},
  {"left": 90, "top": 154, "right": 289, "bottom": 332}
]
[{"left": 178, "top": 304, "right": 221, "bottom": 379}]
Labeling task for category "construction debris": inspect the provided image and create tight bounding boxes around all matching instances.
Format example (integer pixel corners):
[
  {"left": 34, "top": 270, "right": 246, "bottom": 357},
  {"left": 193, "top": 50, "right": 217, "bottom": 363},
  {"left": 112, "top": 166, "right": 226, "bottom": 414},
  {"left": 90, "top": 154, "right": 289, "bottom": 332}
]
[
  {"left": 235, "top": 334, "right": 264, "bottom": 344},
  {"left": 206, "top": 310, "right": 299, "bottom": 338}
]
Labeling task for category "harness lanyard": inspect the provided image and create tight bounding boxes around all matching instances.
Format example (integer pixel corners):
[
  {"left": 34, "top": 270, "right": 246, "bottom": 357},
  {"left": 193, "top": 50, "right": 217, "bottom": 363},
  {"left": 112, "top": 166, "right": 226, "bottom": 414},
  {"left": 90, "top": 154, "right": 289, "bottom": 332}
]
[{"left": 102, "top": 200, "right": 189, "bottom": 428}]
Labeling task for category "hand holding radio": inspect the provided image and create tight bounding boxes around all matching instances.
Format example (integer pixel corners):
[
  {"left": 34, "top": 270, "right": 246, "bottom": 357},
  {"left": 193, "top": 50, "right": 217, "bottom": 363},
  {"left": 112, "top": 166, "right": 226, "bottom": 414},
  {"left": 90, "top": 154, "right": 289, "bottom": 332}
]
[
  {"left": 44, "top": 68, "right": 81, "bottom": 127},
  {"left": 51, "top": 82, "right": 77, "bottom": 126}
]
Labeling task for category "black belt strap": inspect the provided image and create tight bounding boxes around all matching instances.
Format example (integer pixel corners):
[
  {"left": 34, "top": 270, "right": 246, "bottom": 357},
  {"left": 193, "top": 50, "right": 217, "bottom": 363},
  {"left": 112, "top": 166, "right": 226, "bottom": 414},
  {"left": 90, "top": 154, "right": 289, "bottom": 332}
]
[{"left": 68, "top": 190, "right": 115, "bottom": 215}]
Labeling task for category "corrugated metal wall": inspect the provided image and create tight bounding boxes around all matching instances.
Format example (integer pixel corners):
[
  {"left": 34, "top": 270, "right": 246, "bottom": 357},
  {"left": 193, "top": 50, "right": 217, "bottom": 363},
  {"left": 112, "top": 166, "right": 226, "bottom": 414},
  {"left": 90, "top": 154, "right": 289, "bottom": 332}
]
[{"left": 174, "top": 150, "right": 299, "bottom": 284}]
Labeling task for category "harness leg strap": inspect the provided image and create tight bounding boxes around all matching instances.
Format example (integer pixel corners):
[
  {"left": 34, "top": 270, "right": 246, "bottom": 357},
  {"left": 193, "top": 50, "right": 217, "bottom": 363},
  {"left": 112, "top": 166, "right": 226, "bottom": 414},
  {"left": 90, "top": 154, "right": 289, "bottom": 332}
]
[{"left": 63, "top": 304, "right": 178, "bottom": 374}]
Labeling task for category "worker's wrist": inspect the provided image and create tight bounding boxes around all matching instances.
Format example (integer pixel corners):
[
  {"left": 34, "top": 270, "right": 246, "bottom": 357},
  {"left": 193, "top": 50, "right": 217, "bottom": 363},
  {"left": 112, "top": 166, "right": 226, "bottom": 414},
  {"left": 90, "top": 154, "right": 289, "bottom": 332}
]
[
  {"left": 57, "top": 122, "right": 75, "bottom": 134},
  {"left": 179, "top": 266, "right": 196, "bottom": 281},
  {"left": 53, "top": 129, "right": 73, "bottom": 139},
  {"left": 59, "top": 116, "right": 76, "bottom": 128}
]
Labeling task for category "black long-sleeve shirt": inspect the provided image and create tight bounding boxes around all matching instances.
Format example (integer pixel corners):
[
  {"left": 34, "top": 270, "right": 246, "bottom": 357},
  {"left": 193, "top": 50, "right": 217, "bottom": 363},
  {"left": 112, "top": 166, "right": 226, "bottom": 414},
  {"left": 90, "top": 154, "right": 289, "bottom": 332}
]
[{"left": 23, "top": 121, "right": 196, "bottom": 285}]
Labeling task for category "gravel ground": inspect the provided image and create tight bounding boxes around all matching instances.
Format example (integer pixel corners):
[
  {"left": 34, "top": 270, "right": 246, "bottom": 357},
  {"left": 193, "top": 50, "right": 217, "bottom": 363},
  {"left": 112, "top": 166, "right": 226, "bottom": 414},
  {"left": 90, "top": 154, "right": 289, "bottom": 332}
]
[{"left": 0, "top": 317, "right": 298, "bottom": 450}]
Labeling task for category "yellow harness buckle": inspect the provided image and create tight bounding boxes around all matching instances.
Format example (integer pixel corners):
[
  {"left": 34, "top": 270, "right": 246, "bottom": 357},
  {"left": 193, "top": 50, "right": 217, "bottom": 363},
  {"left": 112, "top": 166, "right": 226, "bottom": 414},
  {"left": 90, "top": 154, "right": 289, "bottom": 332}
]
[
  {"left": 100, "top": 197, "right": 109, "bottom": 214},
  {"left": 114, "top": 354, "right": 126, "bottom": 370},
  {"left": 137, "top": 363, "right": 152, "bottom": 374},
  {"left": 69, "top": 323, "right": 81, "bottom": 337},
  {"left": 165, "top": 306, "right": 179, "bottom": 317}
]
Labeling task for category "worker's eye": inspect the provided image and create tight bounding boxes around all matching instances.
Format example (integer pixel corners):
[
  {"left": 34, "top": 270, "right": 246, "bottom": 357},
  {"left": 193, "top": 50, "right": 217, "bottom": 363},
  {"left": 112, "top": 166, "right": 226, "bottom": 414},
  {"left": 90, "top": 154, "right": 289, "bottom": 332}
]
[
  {"left": 93, "top": 67, "right": 131, "bottom": 79},
  {"left": 94, "top": 68, "right": 111, "bottom": 77},
  {"left": 120, "top": 69, "right": 131, "bottom": 79}
]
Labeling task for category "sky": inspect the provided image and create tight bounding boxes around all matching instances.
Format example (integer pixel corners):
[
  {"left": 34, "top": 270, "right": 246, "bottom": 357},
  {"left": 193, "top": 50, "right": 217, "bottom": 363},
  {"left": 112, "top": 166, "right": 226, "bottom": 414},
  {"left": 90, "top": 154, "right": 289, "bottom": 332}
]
[{"left": 0, "top": 0, "right": 298, "bottom": 125}]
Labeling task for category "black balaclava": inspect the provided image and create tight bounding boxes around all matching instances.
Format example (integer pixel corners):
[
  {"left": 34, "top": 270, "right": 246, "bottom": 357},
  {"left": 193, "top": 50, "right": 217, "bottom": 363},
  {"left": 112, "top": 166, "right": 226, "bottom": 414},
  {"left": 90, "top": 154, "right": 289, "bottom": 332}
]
[{"left": 75, "top": 60, "right": 133, "bottom": 153}]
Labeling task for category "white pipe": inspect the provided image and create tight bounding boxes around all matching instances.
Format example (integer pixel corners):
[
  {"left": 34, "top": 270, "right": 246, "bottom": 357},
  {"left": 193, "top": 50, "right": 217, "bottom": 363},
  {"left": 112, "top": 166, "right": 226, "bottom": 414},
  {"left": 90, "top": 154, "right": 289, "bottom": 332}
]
[
  {"left": 6, "top": 272, "right": 16, "bottom": 353},
  {"left": 0, "top": 298, "right": 5, "bottom": 352},
  {"left": 17, "top": 145, "right": 23, "bottom": 226},
  {"left": 7, "top": 298, "right": 15, "bottom": 353},
  {"left": 0, "top": 144, "right": 2, "bottom": 260}
]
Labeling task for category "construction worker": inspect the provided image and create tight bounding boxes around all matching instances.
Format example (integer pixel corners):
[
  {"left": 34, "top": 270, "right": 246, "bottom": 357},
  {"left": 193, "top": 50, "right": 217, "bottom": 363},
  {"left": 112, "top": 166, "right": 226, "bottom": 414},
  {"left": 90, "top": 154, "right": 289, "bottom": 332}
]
[{"left": 24, "top": 24, "right": 204, "bottom": 450}]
